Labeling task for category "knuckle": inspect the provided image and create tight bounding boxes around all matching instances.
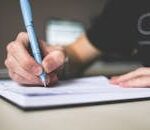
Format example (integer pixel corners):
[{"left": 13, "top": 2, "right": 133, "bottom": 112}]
[
  {"left": 8, "top": 71, "right": 17, "bottom": 81},
  {"left": 13, "top": 74, "right": 22, "bottom": 82},
  {"left": 21, "top": 60, "right": 32, "bottom": 70},
  {"left": 21, "top": 59, "right": 35, "bottom": 71},
  {"left": 5, "top": 59, "right": 16, "bottom": 72},
  {"left": 17, "top": 32, "right": 27, "bottom": 38},
  {"left": 9, "top": 72, "right": 23, "bottom": 83},
  {"left": 6, "top": 43, "right": 17, "bottom": 53},
  {"left": 27, "top": 76, "right": 33, "bottom": 81},
  {"left": 6, "top": 44, "right": 10, "bottom": 52},
  {"left": 4, "top": 60, "right": 9, "bottom": 67},
  {"left": 6, "top": 42, "right": 14, "bottom": 52},
  {"left": 5, "top": 57, "right": 12, "bottom": 67}
]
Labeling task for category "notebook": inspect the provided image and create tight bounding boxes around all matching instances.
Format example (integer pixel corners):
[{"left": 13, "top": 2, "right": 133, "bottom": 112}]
[{"left": 0, "top": 76, "right": 150, "bottom": 110}]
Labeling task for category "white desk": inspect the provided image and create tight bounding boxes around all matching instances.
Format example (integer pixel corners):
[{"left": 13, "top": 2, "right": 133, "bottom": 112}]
[{"left": 0, "top": 99, "right": 150, "bottom": 130}]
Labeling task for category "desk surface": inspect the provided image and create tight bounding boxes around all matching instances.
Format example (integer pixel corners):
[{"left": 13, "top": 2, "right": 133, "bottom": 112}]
[{"left": 0, "top": 99, "right": 150, "bottom": 130}]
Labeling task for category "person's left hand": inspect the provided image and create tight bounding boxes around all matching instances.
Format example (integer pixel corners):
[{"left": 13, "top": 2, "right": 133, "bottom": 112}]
[{"left": 110, "top": 67, "right": 150, "bottom": 88}]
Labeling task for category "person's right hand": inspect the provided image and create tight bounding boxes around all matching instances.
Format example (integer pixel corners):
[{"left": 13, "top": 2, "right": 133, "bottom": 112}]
[{"left": 5, "top": 32, "right": 65, "bottom": 86}]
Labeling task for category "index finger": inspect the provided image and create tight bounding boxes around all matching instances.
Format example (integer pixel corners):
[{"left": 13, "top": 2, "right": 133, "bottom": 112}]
[
  {"left": 111, "top": 67, "right": 150, "bottom": 84},
  {"left": 16, "top": 32, "right": 29, "bottom": 48},
  {"left": 8, "top": 33, "right": 42, "bottom": 76}
]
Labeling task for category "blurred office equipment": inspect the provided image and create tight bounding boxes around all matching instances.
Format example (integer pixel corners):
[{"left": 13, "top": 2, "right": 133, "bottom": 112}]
[{"left": 46, "top": 19, "right": 85, "bottom": 46}]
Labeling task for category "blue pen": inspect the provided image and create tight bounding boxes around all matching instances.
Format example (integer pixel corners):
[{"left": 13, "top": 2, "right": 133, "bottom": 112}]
[{"left": 20, "top": 0, "right": 47, "bottom": 87}]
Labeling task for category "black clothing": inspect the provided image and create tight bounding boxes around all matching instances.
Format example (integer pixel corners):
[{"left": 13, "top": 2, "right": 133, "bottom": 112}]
[{"left": 87, "top": 0, "right": 150, "bottom": 66}]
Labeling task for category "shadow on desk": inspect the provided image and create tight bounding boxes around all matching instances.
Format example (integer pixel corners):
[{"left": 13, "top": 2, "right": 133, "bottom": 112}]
[{"left": 83, "top": 61, "right": 142, "bottom": 77}]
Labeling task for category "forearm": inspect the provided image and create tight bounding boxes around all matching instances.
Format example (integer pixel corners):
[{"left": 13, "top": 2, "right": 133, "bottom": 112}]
[{"left": 64, "top": 34, "right": 101, "bottom": 78}]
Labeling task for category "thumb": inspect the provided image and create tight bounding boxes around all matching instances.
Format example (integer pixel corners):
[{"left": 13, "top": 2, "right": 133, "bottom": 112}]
[{"left": 42, "top": 50, "right": 65, "bottom": 73}]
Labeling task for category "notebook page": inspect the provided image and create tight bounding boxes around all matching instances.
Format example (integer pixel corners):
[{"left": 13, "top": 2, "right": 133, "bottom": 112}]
[
  {"left": 0, "top": 76, "right": 108, "bottom": 95},
  {"left": 0, "top": 76, "right": 150, "bottom": 96},
  {"left": 1, "top": 76, "right": 150, "bottom": 109}
]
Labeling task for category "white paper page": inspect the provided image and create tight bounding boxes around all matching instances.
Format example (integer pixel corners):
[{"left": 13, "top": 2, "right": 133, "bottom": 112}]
[
  {"left": 0, "top": 76, "right": 150, "bottom": 96},
  {"left": 1, "top": 76, "right": 150, "bottom": 108},
  {"left": 0, "top": 76, "right": 108, "bottom": 95}
]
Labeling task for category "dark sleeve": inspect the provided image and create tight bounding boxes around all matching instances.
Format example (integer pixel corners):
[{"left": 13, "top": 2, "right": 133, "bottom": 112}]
[{"left": 86, "top": 0, "right": 137, "bottom": 57}]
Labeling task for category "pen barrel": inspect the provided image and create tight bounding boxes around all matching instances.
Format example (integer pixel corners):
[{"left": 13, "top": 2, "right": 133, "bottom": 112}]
[
  {"left": 26, "top": 25, "right": 42, "bottom": 64},
  {"left": 27, "top": 25, "right": 46, "bottom": 82},
  {"left": 20, "top": 0, "right": 33, "bottom": 27}
]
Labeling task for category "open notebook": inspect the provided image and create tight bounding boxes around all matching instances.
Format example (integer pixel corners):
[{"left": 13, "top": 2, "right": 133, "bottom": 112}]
[{"left": 0, "top": 76, "right": 150, "bottom": 110}]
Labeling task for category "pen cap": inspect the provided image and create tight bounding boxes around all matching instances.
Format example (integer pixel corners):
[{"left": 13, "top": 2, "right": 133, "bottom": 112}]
[{"left": 20, "top": 0, "right": 33, "bottom": 27}]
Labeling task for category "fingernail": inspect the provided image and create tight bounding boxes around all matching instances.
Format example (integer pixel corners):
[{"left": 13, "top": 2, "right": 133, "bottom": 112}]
[
  {"left": 45, "top": 62, "right": 55, "bottom": 73},
  {"left": 32, "top": 66, "right": 43, "bottom": 76},
  {"left": 45, "top": 61, "right": 62, "bottom": 73}
]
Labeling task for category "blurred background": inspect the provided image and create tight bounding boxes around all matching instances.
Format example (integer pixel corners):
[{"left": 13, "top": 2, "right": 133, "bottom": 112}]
[
  {"left": 0, "top": 0, "right": 105, "bottom": 67},
  {"left": 0, "top": 0, "right": 141, "bottom": 78}
]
